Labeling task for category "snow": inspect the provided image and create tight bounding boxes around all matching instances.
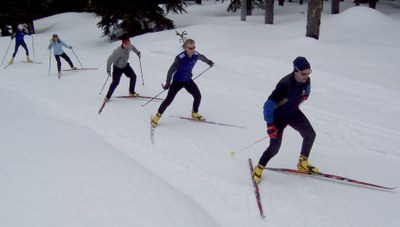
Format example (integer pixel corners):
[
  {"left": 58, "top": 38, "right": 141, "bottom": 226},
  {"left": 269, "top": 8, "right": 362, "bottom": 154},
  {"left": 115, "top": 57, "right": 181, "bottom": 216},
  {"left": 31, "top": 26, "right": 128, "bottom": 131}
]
[{"left": 1, "top": 1, "right": 400, "bottom": 226}]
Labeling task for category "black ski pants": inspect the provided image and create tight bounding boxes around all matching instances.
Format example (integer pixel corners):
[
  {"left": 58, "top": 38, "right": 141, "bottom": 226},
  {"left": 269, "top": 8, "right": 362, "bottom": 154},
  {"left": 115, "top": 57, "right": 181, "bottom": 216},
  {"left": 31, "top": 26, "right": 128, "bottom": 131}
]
[
  {"left": 258, "top": 108, "right": 316, "bottom": 167},
  {"left": 12, "top": 41, "right": 29, "bottom": 58},
  {"left": 106, "top": 64, "right": 137, "bottom": 99},
  {"left": 55, "top": 53, "right": 74, "bottom": 72},
  {"left": 157, "top": 80, "right": 201, "bottom": 115}
]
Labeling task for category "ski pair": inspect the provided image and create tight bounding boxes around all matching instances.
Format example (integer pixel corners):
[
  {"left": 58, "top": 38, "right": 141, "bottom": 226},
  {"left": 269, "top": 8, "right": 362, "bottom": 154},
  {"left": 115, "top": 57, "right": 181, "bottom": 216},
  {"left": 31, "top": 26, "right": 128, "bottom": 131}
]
[
  {"left": 264, "top": 167, "right": 396, "bottom": 190},
  {"left": 170, "top": 116, "right": 244, "bottom": 129},
  {"left": 98, "top": 95, "right": 161, "bottom": 114}
]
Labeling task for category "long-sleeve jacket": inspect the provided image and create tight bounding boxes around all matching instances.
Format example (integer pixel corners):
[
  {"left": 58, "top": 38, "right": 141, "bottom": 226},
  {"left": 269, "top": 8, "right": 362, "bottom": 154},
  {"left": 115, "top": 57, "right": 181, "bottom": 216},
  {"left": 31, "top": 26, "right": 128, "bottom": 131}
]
[
  {"left": 12, "top": 30, "right": 30, "bottom": 44},
  {"left": 48, "top": 40, "right": 70, "bottom": 56},
  {"left": 263, "top": 72, "right": 311, "bottom": 125},
  {"left": 165, "top": 51, "right": 210, "bottom": 85},
  {"left": 107, "top": 44, "right": 140, "bottom": 72}
]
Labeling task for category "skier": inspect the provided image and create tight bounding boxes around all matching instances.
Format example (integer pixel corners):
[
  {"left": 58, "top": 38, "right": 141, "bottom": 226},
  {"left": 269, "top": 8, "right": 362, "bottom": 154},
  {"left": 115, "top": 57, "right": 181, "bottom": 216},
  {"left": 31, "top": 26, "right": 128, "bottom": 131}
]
[
  {"left": 252, "top": 56, "right": 319, "bottom": 184},
  {"left": 104, "top": 38, "right": 141, "bottom": 102},
  {"left": 151, "top": 38, "right": 214, "bottom": 127},
  {"left": 48, "top": 34, "right": 77, "bottom": 76},
  {"left": 9, "top": 24, "right": 32, "bottom": 64}
]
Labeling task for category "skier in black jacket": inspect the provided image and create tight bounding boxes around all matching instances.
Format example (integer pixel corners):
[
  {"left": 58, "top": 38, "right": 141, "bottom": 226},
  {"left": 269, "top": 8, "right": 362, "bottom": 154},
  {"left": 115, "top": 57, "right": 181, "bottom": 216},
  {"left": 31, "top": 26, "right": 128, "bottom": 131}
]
[{"left": 253, "top": 56, "right": 319, "bottom": 184}]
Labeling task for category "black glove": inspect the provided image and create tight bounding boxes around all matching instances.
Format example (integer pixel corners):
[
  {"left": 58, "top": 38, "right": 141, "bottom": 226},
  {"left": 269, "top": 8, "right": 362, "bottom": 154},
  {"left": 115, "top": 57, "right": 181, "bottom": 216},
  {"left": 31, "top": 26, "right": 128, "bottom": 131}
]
[
  {"left": 207, "top": 60, "right": 214, "bottom": 67},
  {"left": 162, "top": 83, "right": 170, "bottom": 90},
  {"left": 107, "top": 71, "right": 111, "bottom": 77},
  {"left": 69, "top": 46, "right": 73, "bottom": 49}
]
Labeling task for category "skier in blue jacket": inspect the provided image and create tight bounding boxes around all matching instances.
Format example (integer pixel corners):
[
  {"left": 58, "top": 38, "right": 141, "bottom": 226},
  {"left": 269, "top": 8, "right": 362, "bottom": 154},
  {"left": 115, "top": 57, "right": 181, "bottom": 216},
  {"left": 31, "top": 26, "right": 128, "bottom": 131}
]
[
  {"left": 151, "top": 38, "right": 214, "bottom": 127},
  {"left": 252, "top": 56, "right": 319, "bottom": 184},
  {"left": 48, "top": 34, "right": 77, "bottom": 76},
  {"left": 9, "top": 24, "right": 32, "bottom": 65}
]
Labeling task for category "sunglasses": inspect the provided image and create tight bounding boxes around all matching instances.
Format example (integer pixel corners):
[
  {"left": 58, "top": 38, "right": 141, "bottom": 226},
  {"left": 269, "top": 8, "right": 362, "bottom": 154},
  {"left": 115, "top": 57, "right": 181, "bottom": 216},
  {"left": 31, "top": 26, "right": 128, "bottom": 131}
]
[
  {"left": 295, "top": 67, "right": 312, "bottom": 76},
  {"left": 186, "top": 46, "right": 196, "bottom": 50}
]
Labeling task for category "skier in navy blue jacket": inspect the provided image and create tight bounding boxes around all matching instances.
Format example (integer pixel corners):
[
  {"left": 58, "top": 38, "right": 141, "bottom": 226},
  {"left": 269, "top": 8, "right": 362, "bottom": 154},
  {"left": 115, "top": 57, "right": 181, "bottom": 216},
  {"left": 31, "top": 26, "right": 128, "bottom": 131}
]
[
  {"left": 9, "top": 24, "right": 32, "bottom": 65},
  {"left": 252, "top": 56, "right": 319, "bottom": 184},
  {"left": 151, "top": 39, "right": 214, "bottom": 127}
]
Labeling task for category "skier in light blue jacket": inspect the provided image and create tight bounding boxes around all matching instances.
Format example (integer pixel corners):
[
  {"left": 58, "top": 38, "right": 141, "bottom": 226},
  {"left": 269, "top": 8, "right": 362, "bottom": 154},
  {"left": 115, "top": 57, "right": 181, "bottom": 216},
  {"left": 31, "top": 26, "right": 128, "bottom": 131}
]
[{"left": 48, "top": 34, "right": 76, "bottom": 76}]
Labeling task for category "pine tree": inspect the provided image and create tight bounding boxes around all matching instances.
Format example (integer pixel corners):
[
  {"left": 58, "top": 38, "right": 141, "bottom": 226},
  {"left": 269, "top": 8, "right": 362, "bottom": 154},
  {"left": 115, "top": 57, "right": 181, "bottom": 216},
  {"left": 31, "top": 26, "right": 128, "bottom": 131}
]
[{"left": 91, "top": 0, "right": 186, "bottom": 39}]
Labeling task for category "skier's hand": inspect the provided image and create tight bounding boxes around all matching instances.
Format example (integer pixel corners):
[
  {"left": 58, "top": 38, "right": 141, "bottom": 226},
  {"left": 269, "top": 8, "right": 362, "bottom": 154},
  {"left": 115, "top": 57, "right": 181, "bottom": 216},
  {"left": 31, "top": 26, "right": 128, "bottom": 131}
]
[
  {"left": 137, "top": 52, "right": 141, "bottom": 59},
  {"left": 107, "top": 71, "right": 111, "bottom": 77},
  {"left": 162, "top": 83, "right": 170, "bottom": 90},
  {"left": 10, "top": 35, "right": 15, "bottom": 40},
  {"left": 207, "top": 60, "right": 215, "bottom": 67},
  {"left": 267, "top": 124, "right": 278, "bottom": 139},
  {"left": 69, "top": 46, "right": 73, "bottom": 49}
]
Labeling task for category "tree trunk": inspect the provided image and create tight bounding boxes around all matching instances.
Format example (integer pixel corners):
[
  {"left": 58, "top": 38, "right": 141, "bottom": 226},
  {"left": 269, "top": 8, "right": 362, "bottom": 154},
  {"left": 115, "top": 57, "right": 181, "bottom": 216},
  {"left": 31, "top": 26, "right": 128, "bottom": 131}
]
[
  {"left": 241, "top": 0, "right": 247, "bottom": 21},
  {"left": 196, "top": 0, "right": 202, "bottom": 4},
  {"left": 278, "top": 0, "right": 284, "bottom": 6},
  {"left": 355, "top": 0, "right": 360, "bottom": 6},
  {"left": 247, "top": 0, "right": 252, "bottom": 16},
  {"left": 265, "top": 0, "right": 274, "bottom": 25},
  {"left": 331, "top": 0, "right": 339, "bottom": 14},
  {"left": 306, "top": 0, "right": 324, "bottom": 40},
  {"left": 368, "top": 0, "right": 377, "bottom": 9},
  {"left": 300, "top": 0, "right": 304, "bottom": 5}
]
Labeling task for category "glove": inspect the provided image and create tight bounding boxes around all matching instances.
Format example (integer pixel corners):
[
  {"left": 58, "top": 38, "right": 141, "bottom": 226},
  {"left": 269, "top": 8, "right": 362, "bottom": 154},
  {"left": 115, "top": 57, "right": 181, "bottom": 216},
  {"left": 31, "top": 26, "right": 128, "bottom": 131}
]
[
  {"left": 267, "top": 124, "right": 278, "bottom": 139},
  {"left": 10, "top": 35, "right": 15, "bottom": 40},
  {"left": 207, "top": 60, "right": 214, "bottom": 67},
  {"left": 137, "top": 52, "right": 141, "bottom": 59},
  {"left": 107, "top": 71, "right": 111, "bottom": 77},
  {"left": 162, "top": 83, "right": 170, "bottom": 90},
  {"left": 69, "top": 46, "right": 73, "bottom": 49}
]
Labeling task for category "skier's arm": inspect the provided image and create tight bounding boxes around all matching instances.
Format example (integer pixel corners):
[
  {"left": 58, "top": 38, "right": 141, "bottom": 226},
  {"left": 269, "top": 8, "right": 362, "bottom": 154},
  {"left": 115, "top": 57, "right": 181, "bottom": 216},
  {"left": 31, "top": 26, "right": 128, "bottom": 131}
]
[
  {"left": 198, "top": 53, "right": 214, "bottom": 67},
  {"left": 130, "top": 44, "right": 141, "bottom": 58},
  {"left": 106, "top": 51, "right": 119, "bottom": 73},
  {"left": 263, "top": 83, "right": 287, "bottom": 124},
  {"left": 165, "top": 56, "right": 180, "bottom": 87}
]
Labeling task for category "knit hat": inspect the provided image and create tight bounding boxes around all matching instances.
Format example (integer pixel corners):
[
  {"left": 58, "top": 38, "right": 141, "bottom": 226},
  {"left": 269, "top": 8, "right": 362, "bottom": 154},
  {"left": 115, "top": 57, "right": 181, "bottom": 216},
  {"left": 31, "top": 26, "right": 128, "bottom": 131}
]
[
  {"left": 52, "top": 34, "right": 58, "bottom": 38},
  {"left": 122, "top": 38, "right": 130, "bottom": 44},
  {"left": 293, "top": 56, "right": 310, "bottom": 71}
]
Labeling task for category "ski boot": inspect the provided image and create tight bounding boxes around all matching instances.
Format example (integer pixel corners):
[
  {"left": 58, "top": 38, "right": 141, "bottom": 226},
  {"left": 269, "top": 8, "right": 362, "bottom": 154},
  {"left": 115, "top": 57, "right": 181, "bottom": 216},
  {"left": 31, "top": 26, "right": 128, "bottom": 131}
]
[
  {"left": 151, "top": 112, "right": 162, "bottom": 128},
  {"left": 8, "top": 58, "right": 14, "bottom": 65},
  {"left": 252, "top": 163, "right": 265, "bottom": 184},
  {"left": 129, "top": 92, "right": 139, "bottom": 97},
  {"left": 26, "top": 56, "right": 33, "bottom": 63},
  {"left": 71, "top": 66, "right": 77, "bottom": 70},
  {"left": 191, "top": 111, "right": 205, "bottom": 121},
  {"left": 297, "top": 155, "right": 319, "bottom": 173}
]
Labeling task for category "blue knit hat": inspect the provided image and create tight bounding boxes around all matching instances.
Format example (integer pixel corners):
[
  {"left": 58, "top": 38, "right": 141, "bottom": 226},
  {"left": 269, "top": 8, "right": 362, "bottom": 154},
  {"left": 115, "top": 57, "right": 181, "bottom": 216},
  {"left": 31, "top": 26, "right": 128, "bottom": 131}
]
[{"left": 293, "top": 56, "right": 310, "bottom": 71}]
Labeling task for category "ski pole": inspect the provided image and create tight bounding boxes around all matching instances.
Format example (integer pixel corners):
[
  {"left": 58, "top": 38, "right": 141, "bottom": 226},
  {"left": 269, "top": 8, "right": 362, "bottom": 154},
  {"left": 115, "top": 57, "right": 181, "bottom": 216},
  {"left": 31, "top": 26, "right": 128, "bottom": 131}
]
[
  {"left": 31, "top": 34, "right": 35, "bottom": 61},
  {"left": 139, "top": 57, "right": 144, "bottom": 85},
  {"left": 71, "top": 48, "right": 83, "bottom": 68},
  {"left": 1, "top": 38, "right": 13, "bottom": 66},
  {"left": 192, "top": 66, "right": 211, "bottom": 81},
  {"left": 48, "top": 49, "right": 52, "bottom": 77},
  {"left": 99, "top": 74, "right": 110, "bottom": 95},
  {"left": 141, "top": 86, "right": 167, "bottom": 107},
  {"left": 141, "top": 66, "right": 212, "bottom": 107},
  {"left": 230, "top": 136, "right": 268, "bottom": 157}
]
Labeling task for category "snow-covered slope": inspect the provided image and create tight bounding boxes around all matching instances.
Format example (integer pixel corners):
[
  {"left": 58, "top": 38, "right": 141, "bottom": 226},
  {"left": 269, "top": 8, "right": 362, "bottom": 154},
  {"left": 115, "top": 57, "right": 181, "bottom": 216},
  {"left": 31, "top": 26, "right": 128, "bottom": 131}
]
[{"left": 1, "top": 1, "right": 399, "bottom": 226}]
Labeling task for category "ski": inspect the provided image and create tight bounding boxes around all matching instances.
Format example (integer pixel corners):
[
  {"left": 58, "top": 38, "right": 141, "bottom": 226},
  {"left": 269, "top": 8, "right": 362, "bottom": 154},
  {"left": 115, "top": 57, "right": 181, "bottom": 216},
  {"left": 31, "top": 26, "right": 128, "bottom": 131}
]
[
  {"left": 249, "top": 158, "right": 265, "bottom": 218},
  {"left": 21, "top": 61, "right": 42, "bottom": 64},
  {"left": 115, "top": 95, "right": 164, "bottom": 101},
  {"left": 150, "top": 115, "right": 155, "bottom": 144},
  {"left": 98, "top": 100, "right": 107, "bottom": 114},
  {"left": 63, "top": 67, "right": 98, "bottom": 71},
  {"left": 170, "top": 116, "right": 245, "bottom": 129},
  {"left": 3, "top": 64, "right": 12, "bottom": 69},
  {"left": 265, "top": 167, "right": 396, "bottom": 190}
]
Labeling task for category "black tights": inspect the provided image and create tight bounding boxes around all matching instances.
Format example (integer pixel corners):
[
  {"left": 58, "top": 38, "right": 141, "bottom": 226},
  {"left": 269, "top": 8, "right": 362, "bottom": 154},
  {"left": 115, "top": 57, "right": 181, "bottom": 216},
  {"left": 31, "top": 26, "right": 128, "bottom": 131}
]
[{"left": 157, "top": 80, "right": 201, "bottom": 115}]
